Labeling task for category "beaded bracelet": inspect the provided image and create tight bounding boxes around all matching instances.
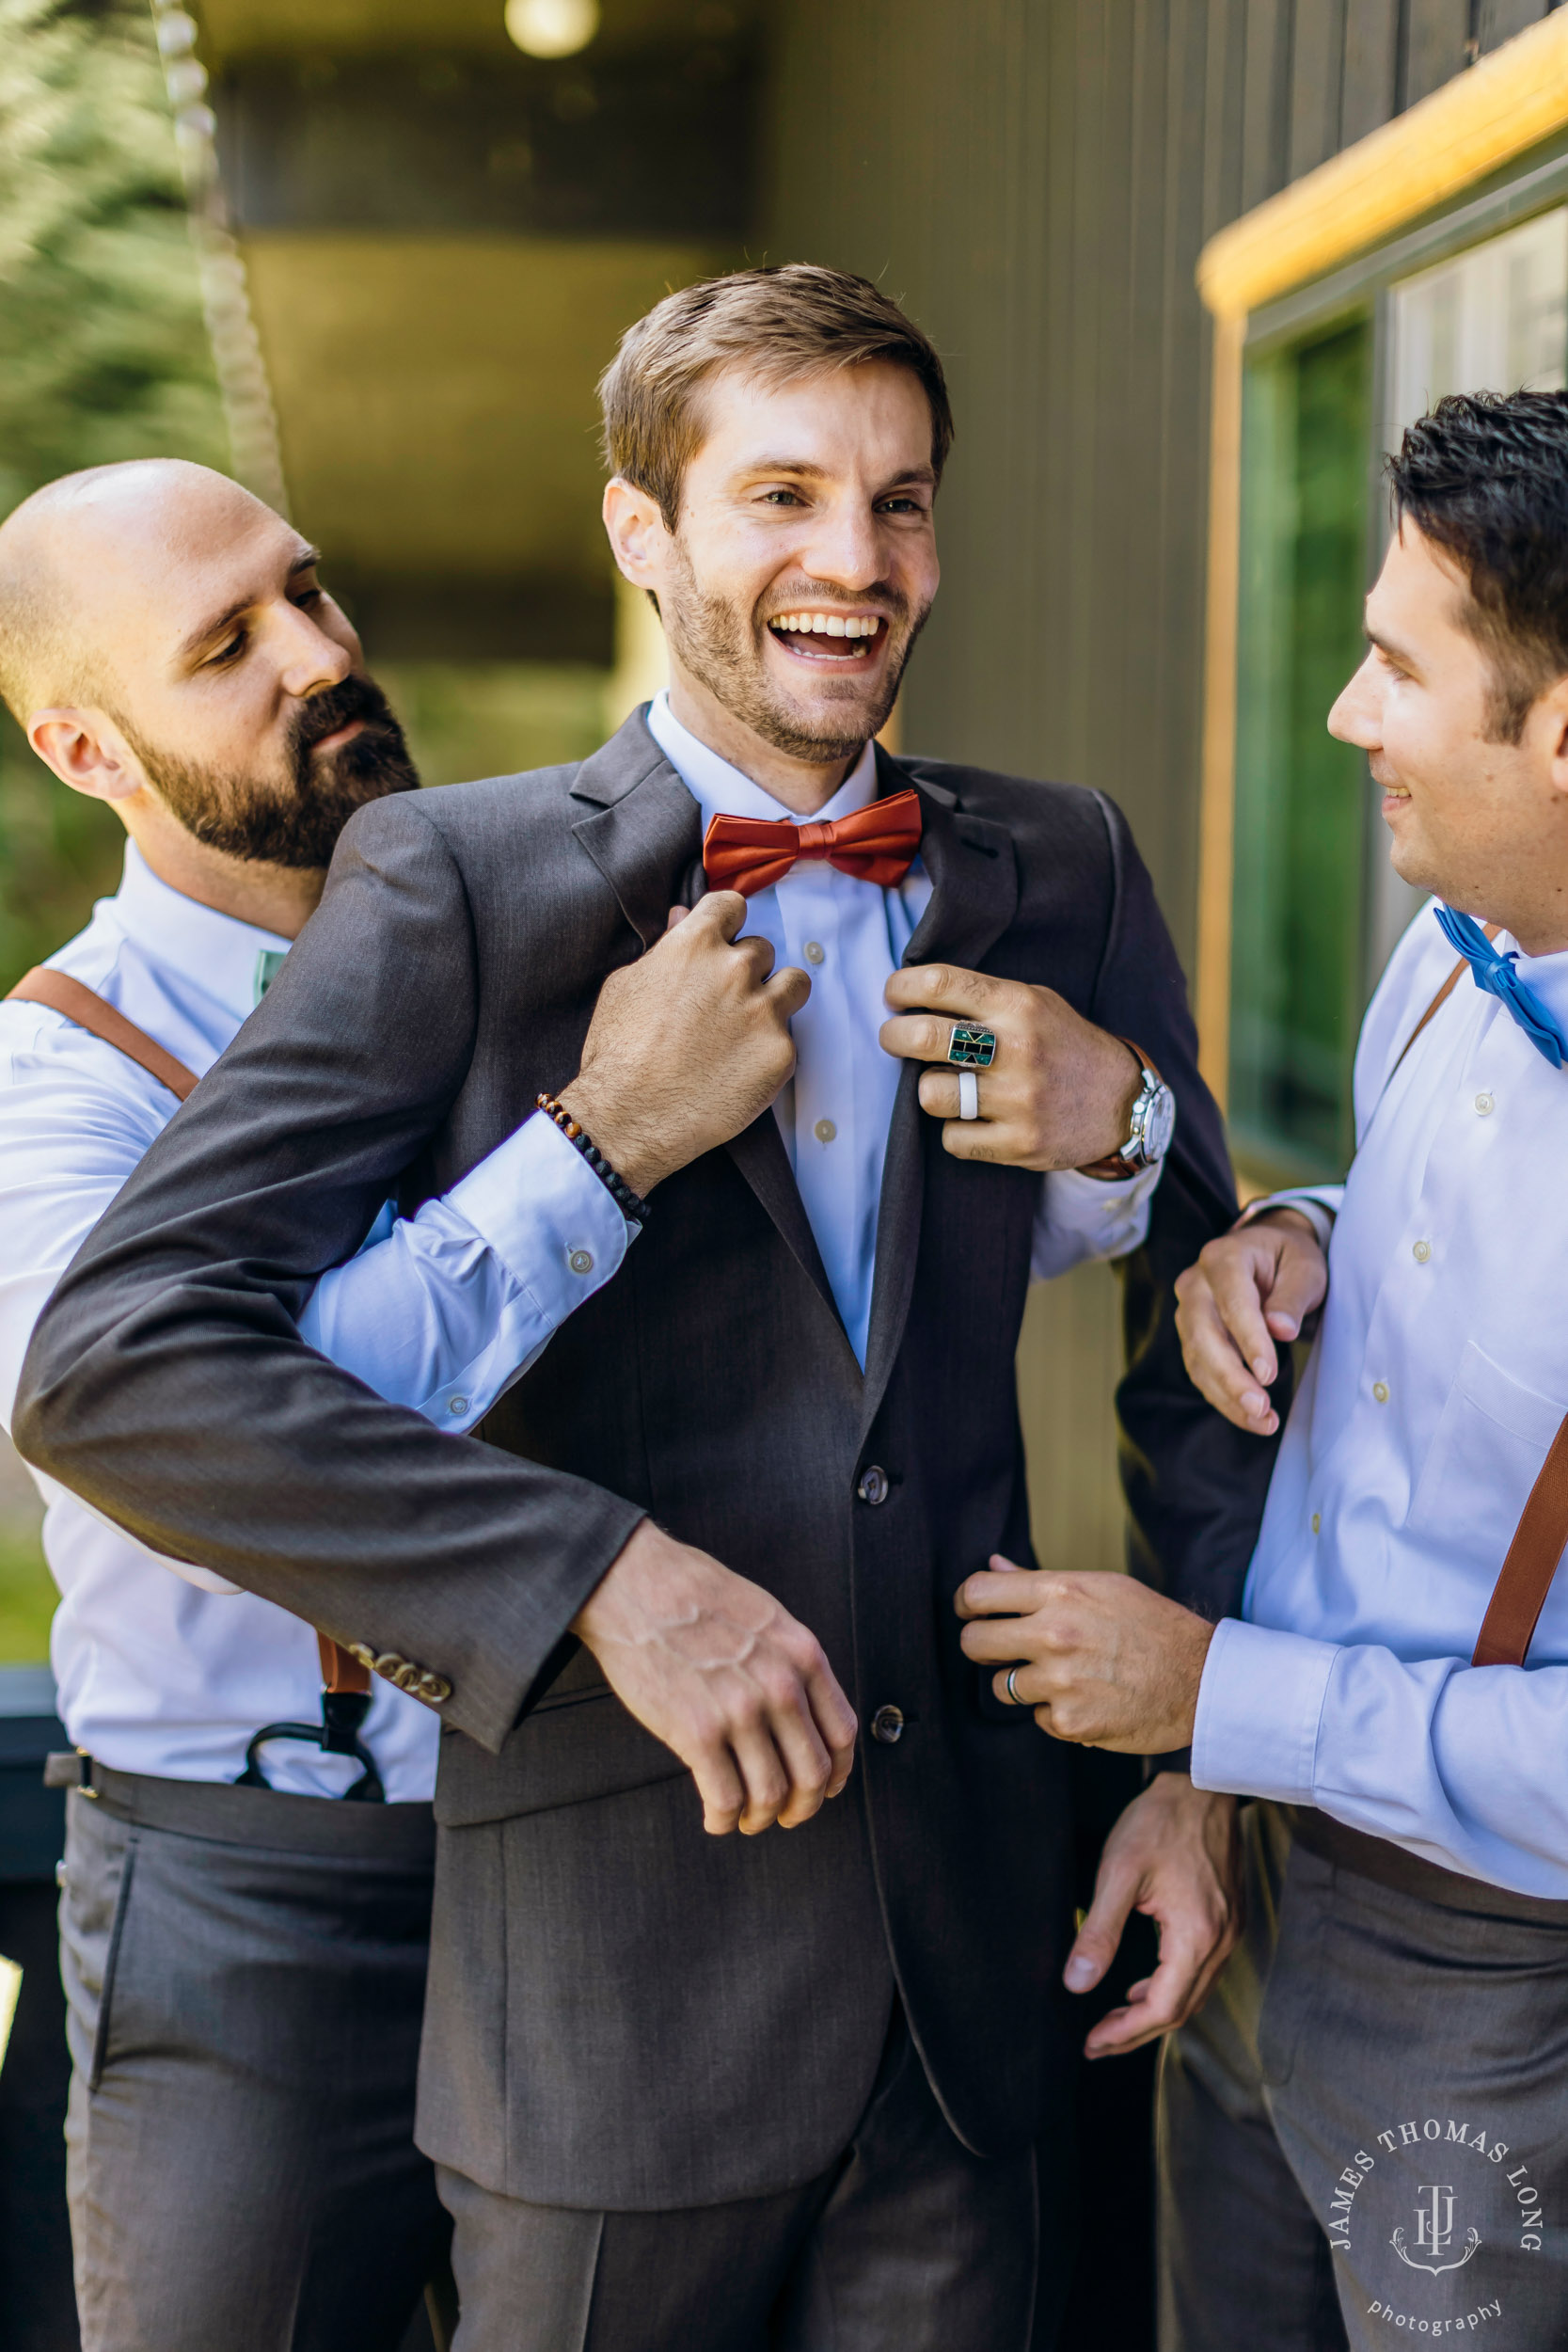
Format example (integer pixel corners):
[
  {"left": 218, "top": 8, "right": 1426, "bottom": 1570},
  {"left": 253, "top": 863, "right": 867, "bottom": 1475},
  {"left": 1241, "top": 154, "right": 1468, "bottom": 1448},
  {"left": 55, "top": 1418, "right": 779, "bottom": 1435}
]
[{"left": 535, "top": 1094, "right": 652, "bottom": 1227}]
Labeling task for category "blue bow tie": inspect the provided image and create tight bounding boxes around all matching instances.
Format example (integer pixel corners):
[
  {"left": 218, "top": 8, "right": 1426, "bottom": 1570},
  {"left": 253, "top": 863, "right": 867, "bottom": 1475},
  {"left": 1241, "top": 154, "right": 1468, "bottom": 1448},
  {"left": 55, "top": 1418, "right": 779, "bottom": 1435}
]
[{"left": 1433, "top": 905, "right": 1568, "bottom": 1069}]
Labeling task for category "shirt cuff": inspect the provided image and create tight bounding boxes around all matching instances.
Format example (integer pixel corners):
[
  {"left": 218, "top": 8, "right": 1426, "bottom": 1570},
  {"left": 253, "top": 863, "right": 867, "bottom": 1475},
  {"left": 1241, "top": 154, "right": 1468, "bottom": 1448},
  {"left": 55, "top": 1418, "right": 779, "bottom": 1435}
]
[
  {"left": 1235, "top": 1188, "right": 1341, "bottom": 1255},
  {"left": 450, "top": 1110, "right": 634, "bottom": 1319},
  {"left": 1190, "top": 1616, "right": 1338, "bottom": 1804},
  {"left": 1031, "top": 1160, "right": 1161, "bottom": 1279}
]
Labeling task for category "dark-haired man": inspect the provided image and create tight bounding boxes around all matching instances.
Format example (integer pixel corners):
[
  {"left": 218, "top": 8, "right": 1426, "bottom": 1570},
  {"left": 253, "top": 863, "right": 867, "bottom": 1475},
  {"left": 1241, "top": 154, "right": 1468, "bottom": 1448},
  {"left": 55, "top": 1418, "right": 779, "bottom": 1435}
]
[
  {"left": 0, "top": 458, "right": 806, "bottom": 2352},
  {"left": 958, "top": 389, "right": 1568, "bottom": 2350},
  {"left": 15, "top": 275, "right": 1273, "bottom": 2349}
]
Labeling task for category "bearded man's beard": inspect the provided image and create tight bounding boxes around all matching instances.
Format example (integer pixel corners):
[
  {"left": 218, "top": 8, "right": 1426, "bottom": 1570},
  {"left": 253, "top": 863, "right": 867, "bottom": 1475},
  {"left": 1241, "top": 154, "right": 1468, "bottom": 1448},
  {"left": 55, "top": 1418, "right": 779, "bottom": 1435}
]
[
  {"left": 657, "top": 538, "right": 928, "bottom": 765},
  {"left": 127, "top": 674, "right": 421, "bottom": 868}
]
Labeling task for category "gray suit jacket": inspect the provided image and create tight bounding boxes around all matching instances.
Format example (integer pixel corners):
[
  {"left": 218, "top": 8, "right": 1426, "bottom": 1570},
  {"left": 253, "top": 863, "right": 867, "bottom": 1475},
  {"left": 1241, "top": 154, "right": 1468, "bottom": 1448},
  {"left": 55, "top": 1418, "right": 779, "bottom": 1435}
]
[{"left": 16, "top": 712, "right": 1276, "bottom": 2208}]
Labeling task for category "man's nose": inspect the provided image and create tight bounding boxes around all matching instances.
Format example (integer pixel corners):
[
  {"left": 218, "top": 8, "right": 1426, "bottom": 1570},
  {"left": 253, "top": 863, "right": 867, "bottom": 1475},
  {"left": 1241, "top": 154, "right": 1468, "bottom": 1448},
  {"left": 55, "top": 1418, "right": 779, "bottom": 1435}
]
[
  {"left": 275, "top": 601, "right": 354, "bottom": 698},
  {"left": 1327, "top": 652, "right": 1382, "bottom": 749},
  {"left": 797, "top": 499, "right": 886, "bottom": 592}
]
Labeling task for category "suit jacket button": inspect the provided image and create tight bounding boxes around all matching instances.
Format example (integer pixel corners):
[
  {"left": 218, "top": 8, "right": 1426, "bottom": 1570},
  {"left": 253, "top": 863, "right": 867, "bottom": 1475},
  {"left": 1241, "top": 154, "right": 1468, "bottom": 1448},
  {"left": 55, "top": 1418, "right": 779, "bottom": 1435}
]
[
  {"left": 857, "top": 1466, "right": 890, "bottom": 1506},
  {"left": 871, "top": 1704, "right": 904, "bottom": 1745}
]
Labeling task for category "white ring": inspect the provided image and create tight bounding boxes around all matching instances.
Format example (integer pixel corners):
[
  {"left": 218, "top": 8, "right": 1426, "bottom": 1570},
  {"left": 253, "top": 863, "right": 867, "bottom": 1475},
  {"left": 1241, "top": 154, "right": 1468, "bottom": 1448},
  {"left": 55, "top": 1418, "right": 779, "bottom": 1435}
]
[{"left": 958, "top": 1069, "right": 979, "bottom": 1120}]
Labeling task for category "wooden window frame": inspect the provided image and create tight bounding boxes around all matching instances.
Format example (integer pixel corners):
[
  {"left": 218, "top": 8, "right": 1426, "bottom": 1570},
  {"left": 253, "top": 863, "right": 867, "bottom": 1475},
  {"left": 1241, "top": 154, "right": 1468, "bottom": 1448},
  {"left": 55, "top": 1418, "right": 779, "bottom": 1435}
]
[{"left": 1195, "top": 9, "right": 1568, "bottom": 1106}]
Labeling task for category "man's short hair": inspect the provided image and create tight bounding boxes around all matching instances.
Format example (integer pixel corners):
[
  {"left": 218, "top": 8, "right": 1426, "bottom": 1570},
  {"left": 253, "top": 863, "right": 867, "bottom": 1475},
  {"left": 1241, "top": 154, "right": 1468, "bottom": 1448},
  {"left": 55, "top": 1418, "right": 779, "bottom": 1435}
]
[
  {"left": 1388, "top": 389, "right": 1568, "bottom": 742},
  {"left": 598, "top": 263, "right": 954, "bottom": 531}
]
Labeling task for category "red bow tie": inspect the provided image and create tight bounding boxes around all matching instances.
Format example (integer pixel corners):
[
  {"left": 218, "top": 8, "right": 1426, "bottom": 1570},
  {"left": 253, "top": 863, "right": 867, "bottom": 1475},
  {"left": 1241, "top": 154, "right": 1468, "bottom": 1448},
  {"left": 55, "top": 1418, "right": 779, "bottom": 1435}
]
[{"left": 702, "top": 787, "right": 924, "bottom": 898}]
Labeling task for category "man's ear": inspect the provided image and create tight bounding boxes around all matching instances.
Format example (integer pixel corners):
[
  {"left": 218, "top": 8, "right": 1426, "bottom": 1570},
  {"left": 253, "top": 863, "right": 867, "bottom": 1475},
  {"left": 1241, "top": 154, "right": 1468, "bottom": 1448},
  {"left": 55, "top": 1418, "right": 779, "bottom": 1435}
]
[
  {"left": 28, "top": 708, "right": 145, "bottom": 803},
  {"left": 1541, "top": 674, "right": 1568, "bottom": 803},
  {"left": 603, "top": 477, "right": 669, "bottom": 598}
]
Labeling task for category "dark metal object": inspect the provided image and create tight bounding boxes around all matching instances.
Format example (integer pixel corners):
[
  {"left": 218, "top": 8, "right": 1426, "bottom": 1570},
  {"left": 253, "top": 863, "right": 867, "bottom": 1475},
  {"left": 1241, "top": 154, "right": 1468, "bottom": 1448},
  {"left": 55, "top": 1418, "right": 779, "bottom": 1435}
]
[{"left": 235, "top": 1690, "right": 387, "bottom": 1803}]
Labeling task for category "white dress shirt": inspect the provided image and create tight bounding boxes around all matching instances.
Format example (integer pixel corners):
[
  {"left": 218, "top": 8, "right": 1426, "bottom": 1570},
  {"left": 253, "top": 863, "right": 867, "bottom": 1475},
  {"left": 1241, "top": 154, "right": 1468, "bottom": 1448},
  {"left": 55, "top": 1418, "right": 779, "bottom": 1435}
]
[
  {"left": 645, "top": 694, "right": 1160, "bottom": 1366},
  {"left": 0, "top": 842, "right": 631, "bottom": 1798},
  {"left": 1194, "top": 899, "right": 1568, "bottom": 1896}
]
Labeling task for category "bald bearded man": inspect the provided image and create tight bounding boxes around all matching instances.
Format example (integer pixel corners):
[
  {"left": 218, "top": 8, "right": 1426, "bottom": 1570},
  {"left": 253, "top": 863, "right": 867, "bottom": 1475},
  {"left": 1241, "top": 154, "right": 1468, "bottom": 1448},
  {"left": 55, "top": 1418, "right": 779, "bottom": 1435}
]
[{"left": 0, "top": 460, "right": 806, "bottom": 2352}]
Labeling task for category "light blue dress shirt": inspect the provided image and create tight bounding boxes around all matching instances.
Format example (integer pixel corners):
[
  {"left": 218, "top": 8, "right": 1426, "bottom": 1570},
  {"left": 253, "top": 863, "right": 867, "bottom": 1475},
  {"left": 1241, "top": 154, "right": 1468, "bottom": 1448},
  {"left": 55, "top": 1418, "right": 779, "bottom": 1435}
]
[
  {"left": 1194, "top": 900, "right": 1568, "bottom": 1897},
  {"left": 0, "top": 842, "right": 628, "bottom": 1797},
  {"left": 645, "top": 693, "right": 1161, "bottom": 1368}
]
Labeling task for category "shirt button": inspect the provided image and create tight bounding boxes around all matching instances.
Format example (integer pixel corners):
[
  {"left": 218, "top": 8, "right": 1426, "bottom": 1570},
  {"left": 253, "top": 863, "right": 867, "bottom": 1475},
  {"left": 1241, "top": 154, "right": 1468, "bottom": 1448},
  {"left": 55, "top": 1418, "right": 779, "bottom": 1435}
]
[
  {"left": 804, "top": 940, "right": 826, "bottom": 965},
  {"left": 814, "top": 1118, "right": 837, "bottom": 1144},
  {"left": 1372, "top": 1380, "right": 1390, "bottom": 1404},
  {"left": 1475, "top": 1092, "right": 1495, "bottom": 1116},
  {"left": 1311, "top": 1512, "right": 1321, "bottom": 1534},
  {"left": 871, "top": 1704, "right": 904, "bottom": 1745},
  {"left": 1412, "top": 1239, "right": 1431, "bottom": 1263},
  {"left": 857, "top": 1465, "right": 890, "bottom": 1506},
  {"left": 568, "top": 1248, "right": 594, "bottom": 1275},
  {"left": 448, "top": 1395, "right": 468, "bottom": 1416}
]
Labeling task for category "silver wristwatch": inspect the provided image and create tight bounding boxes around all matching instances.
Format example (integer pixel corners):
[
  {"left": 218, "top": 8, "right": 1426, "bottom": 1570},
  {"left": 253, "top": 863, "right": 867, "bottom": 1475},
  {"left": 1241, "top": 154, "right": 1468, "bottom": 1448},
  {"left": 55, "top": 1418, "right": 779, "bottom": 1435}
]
[{"left": 1085, "top": 1044, "right": 1176, "bottom": 1177}]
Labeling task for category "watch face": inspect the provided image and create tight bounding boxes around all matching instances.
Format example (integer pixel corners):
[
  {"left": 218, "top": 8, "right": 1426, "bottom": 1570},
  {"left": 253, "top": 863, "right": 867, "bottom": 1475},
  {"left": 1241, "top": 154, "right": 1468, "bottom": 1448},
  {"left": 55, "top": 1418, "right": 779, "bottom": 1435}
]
[{"left": 1141, "top": 1082, "right": 1177, "bottom": 1163}]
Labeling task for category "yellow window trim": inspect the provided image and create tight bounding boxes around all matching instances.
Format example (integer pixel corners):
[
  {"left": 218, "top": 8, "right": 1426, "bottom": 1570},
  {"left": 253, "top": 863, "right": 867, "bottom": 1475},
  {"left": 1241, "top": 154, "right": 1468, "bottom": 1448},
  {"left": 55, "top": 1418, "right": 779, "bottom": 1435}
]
[{"left": 1194, "top": 9, "right": 1568, "bottom": 1102}]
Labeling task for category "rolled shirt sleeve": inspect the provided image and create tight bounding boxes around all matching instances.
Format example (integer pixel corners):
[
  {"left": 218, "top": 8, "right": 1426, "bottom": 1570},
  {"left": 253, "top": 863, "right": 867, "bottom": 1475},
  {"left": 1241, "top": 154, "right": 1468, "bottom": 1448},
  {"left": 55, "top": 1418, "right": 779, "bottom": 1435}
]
[{"left": 299, "top": 1111, "right": 634, "bottom": 1431}]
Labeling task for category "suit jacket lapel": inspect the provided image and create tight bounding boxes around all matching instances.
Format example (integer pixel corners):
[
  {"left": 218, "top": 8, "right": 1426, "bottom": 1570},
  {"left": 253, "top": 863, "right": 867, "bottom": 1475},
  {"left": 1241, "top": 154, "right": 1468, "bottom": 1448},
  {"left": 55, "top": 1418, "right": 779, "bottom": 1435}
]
[
  {"left": 862, "top": 755, "right": 1021, "bottom": 1431},
  {"left": 571, "top": 710, "right": 843, "bottom": 1334}
]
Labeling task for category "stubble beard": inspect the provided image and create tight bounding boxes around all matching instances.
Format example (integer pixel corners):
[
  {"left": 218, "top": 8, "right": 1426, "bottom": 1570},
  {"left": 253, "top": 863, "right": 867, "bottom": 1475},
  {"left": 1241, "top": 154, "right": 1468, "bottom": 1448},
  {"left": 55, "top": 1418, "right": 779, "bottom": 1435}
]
[{"left": 658, "top": 535, "right": 927, "bottom": 767}]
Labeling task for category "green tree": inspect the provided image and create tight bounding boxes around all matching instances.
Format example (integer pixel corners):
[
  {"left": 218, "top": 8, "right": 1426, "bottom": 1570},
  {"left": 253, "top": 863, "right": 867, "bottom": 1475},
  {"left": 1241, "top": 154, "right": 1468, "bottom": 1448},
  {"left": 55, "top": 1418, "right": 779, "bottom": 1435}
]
[{"left": 0, "top": 0, "right": 226, "bottom": 993}]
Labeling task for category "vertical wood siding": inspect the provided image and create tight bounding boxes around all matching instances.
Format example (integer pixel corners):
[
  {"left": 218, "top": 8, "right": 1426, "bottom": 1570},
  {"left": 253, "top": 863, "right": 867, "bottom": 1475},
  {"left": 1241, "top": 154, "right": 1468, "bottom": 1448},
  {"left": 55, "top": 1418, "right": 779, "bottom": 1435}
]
[{"left": 762, "top": 0, "right": 1558, "bottom": 1572}]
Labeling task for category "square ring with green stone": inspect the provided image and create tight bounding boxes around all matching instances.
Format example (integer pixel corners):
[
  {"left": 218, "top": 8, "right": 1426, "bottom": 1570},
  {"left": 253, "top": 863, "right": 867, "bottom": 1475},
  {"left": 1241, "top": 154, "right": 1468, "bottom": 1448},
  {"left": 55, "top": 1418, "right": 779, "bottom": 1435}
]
[{"left": 946, "top": 1025, "right": 997, "bottom": 1068}]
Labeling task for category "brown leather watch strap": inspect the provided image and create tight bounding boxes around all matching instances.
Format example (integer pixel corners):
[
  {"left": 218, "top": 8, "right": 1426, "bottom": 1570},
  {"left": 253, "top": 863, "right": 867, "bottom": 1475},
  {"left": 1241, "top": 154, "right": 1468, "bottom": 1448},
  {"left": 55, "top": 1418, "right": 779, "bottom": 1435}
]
[
  {"left": 7, "top": 965, "right": 369, "bottom": 1698},
  {"left": 1080, "top": 1038, "right": 1162, "bottom": 1180},
  {"left": 7, "top": 966, "right": 198, "bottom": 1101}
]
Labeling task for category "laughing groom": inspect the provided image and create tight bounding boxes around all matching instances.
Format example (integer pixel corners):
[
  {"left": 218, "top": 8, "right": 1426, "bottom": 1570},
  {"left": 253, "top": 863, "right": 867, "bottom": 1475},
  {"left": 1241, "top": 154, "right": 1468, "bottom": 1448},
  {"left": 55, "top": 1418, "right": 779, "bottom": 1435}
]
[{"left": 18, "top": 265, "right": 1274, "bottom": 2351}]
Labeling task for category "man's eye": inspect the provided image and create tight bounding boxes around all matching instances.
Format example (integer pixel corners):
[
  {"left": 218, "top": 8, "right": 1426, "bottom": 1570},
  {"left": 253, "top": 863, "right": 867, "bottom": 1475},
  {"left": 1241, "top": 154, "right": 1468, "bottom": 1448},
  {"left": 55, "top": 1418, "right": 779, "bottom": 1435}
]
[
  {"left": 878, "top": 496, "right": 925, "bottom": 516},
  {"left": 209, "top": 632, "right": 245, "bottom": 665},
  {"left": 760, "top": 489, "right": 803, "bottom": 506},
  {"left": 293, "top": 584, "right": 324, "bottom": 607}
]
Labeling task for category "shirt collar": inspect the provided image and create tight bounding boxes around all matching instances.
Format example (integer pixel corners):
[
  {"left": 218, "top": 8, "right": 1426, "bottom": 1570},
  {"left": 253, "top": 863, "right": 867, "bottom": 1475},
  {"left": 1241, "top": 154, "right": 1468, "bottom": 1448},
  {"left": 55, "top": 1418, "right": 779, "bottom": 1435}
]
[
  {"left": 645, "top": 691, "right": 878, "bottom": 837},
  {"left": 107, "top": 841, "right": 293, "bottom": 1027},
  {"left": 1509, "top": 933, "right": 1568, "bottom": 1038}
]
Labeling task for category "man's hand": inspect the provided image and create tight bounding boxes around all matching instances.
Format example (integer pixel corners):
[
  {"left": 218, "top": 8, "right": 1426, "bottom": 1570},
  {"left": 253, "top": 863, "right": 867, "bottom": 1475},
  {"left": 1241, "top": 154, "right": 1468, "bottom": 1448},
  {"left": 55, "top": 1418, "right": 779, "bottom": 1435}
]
[
  {"left": 560, "top": 891, "right": 809, "bottom": 1198},
  {"left": 572, "top": 1520, "right": 858, "bottom": 1836},
  {"left": 955, "top": 1559, "right": 1213, "bottom": 1752},
  {"left": 1066, "top": 1777, "right": 1242, "bottom": 2058},
  {"left": 879, "top": 964, "right": 1141, "bottom": 1172},
  {"left": 1174, "top": 1208, "right": 1328, "bottom": 1436}
]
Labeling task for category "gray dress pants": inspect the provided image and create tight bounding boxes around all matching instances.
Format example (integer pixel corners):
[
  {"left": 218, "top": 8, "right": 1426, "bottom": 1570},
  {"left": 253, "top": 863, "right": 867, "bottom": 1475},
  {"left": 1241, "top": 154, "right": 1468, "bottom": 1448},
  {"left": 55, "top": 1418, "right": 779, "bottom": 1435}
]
[
  {"left": 1159, "top": 1801, "right": 1568, "bottom": 2352},
  {"left": 58, "top": 1765, "right": 449, "bottom": 2352},
  {"left": 437, "top": 2004, "right": 1043, "bottom": 2352}
]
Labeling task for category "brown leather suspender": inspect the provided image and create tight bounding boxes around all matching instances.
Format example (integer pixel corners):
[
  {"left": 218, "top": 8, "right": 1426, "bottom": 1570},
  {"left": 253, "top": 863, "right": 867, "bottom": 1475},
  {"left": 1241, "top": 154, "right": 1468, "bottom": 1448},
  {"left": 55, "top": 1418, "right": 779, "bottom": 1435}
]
[
  {"left": 1388, "top": 927, "right": 1565, "bottom": 1668},
  {"left": 6, "top": 965, "right": 370, "bottom": 1698},
  {"left": 8, "top": 966, "right": 199, "bottom": 1102}
]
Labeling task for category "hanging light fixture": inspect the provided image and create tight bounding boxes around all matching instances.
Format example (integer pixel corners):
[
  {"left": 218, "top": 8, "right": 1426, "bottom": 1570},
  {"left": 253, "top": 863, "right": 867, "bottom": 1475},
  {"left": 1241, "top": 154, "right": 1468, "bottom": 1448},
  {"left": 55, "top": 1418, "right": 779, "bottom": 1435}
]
[{"left": 504, "top": 0, "right": 600, "bottom": 58}]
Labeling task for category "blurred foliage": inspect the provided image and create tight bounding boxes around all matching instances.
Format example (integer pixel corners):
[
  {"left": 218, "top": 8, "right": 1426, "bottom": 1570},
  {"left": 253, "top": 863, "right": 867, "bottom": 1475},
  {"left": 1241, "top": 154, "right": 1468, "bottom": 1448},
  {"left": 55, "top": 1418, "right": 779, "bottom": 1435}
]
[
  {"left": 0, "top": 1523, "right": 54, "bottom": 1664},
  {"left": 0, "top": 0, "right": 226, "bottom": 511},
  {"left": 0, "top": 0, "right": 227, "bottom": 993}
]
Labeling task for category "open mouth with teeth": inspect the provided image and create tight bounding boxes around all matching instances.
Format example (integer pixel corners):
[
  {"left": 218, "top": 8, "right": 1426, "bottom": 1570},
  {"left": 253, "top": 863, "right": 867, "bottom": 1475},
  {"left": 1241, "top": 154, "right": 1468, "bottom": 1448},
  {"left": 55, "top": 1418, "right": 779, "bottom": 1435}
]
[{"left": 768, "top": 611, "right": 885, "bottom": 664}]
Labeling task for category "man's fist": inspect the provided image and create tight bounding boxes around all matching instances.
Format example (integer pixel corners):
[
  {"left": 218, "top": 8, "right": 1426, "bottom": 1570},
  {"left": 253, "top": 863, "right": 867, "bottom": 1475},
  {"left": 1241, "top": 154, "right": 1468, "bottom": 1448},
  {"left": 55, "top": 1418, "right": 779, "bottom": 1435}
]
[
  {"left": 1174, "top": 1208, "right": 1329, "bottom": 1435},
  {"left": 560, "top": 891, "right": 808, "bottom": 1198},
  {"left": 573, "top": 1520, "right": 858, "bottom": 1836},
  {"left": 956, "top": 1559, "right": 1213, "bottom": 1752},
  {"left": 879, "top": 962, "right": 1143, "bottom": 1173}
]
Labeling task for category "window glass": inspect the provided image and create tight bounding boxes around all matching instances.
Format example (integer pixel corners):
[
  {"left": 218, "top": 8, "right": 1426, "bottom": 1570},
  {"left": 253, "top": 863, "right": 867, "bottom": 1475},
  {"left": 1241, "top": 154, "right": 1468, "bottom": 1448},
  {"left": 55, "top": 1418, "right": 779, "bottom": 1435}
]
[
  {"left": 1389, "top": 208, "right": 1568, "bottom": 434},
  {"left": 1229, "top": 318, "right": 1372, "bottom": 1183}
]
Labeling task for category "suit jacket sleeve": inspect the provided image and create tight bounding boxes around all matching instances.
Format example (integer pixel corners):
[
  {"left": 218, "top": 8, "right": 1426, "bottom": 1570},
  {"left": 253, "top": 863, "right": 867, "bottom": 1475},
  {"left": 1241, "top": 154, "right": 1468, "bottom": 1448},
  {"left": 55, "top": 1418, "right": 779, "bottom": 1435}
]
[
  {"left": 1086, "top": 789, "right": 1286, "bottom": 1626},
  {"left": 11, "top": 795, "right": 646, "bottom": 1754}
]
